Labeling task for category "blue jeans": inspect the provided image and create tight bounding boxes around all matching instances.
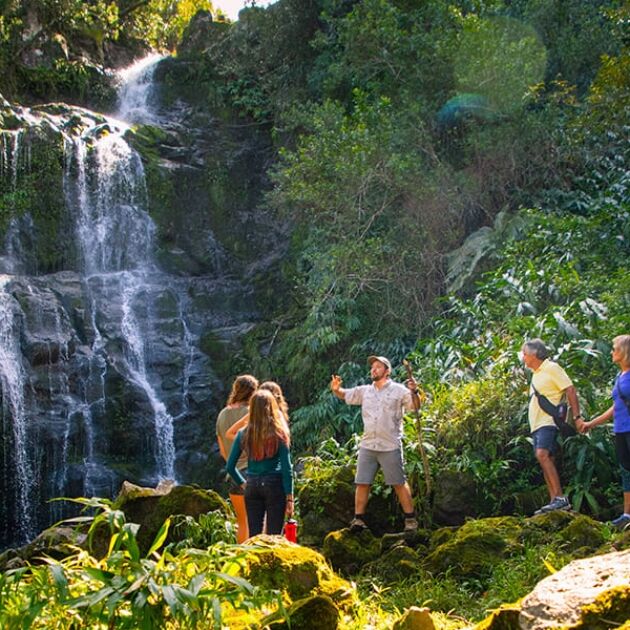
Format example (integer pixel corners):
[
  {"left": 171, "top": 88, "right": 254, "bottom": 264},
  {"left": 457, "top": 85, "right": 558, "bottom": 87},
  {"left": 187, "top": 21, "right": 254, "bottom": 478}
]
[{"left": 245, "top": 473, "right": 286, "bottom": 536}]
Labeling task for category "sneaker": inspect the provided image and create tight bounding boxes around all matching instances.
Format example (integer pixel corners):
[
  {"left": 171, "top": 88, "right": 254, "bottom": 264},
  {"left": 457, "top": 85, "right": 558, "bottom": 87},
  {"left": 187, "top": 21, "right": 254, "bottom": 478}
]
[
  {"left": 404, "top": 517, "right": 419, "bottom": 532},
  {"left": 349, "top": 517, "right": 368, "bottom": 533},
  {"left": 534, "top": 496, "right": 571, "bottom": 515},
  {"left": 611, "top": 514, "right": 630, "bottom": 531}
]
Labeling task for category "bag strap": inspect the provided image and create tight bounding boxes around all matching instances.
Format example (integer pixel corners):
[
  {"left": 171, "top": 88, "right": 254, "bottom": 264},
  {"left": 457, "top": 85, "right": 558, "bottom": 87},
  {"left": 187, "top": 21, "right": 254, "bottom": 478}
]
[{"left": 531, "top": 383, "right": 561, "bottom": 418}]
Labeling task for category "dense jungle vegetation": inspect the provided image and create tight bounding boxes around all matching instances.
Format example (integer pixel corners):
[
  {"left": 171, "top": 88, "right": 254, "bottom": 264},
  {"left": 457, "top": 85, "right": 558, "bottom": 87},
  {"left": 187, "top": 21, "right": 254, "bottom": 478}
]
[{"left": 2, "top": 0, "right": 630, "bottom": 627}]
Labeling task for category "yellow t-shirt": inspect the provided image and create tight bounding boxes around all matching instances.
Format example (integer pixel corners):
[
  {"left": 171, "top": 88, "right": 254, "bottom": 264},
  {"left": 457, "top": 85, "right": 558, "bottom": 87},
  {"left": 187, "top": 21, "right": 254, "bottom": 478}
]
[{"left": 528, "top": 359, "right": 573, "bottom": 432}]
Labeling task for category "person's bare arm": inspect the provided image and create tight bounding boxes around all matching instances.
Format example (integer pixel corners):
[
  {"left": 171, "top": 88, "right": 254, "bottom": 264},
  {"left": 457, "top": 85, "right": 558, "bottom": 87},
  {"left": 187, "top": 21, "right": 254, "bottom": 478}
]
[
  {"left": 225, "top": 413, "right": 249, "bottom": 440},
  {"left": 581, "top": 404, "right": 614, "bottom": 433},
  {"left": 565, "top": 385, "right": 581, "bottom": 419},
  {"left": 217, "top": 435, "right": 227, "bottom": 461},
  {"left": 330, "top": 374, "right": 345, "bottom": 400}
]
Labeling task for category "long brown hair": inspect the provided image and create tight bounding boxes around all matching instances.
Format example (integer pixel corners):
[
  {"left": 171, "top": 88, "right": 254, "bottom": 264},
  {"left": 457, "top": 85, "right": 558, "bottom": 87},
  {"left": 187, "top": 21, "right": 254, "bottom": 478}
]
[
  {"left": 259, "top": 381, "right": 289, "bottom": 421},
  {"left": 244, "top": 390, "right": 290, "bottom": 461},
  {"left": 227, "top": 374, "right": 258, "bottom": 406}
]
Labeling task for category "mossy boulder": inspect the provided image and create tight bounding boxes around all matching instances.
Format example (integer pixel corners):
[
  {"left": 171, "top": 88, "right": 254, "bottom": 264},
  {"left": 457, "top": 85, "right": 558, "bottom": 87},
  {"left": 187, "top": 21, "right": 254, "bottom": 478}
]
[
  {"left": 578, "top": 585, "right": 630, "bottom": 628},
  {"left": 0, "top": 525, "right": 87, "bottom": 571},
  {"left": 474, "top": 603, "right": 521, "bottom": 629},
  {"left": 520, "top": 509, "right": 582, "bottom": 546},
  {"left": 424, "top": 517, "right": 522, "bottom": 579},
  {"left": 266, "top": 594, "right": 340, "bottom": 630},
  {"left": 239, "top": 536, "right": 356, "bottom": 612},
  {"left": 364, "top": 544, "right": 422, "bottom": 582},
  {"left": 393, "top": 606, "right": 436, "bottom": 630},
  {"left": 556, "top": 514, "right": 608, "bottom": 555},
  {"left": 322, "top": 527, "right": 381, "bottom": 575},
  {"left": 519, "top": 548, "right": 630, "bottom": 628},
  {"left": 111, "top": 482, "right": 229, "bottom": 554}
]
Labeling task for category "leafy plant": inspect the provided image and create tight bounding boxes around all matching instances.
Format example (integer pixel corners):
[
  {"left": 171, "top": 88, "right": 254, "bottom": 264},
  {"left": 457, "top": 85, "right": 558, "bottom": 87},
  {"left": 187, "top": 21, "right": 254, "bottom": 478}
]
[{"left": 0, "top": 497, "right": 282, "bottom": 629}]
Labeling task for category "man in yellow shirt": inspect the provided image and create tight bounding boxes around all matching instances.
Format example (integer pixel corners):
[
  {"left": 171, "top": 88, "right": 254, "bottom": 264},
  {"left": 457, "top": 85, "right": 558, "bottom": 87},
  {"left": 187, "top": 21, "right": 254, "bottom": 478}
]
[{"left": 521, "top": 339, "right": 582, "bottom": 514}]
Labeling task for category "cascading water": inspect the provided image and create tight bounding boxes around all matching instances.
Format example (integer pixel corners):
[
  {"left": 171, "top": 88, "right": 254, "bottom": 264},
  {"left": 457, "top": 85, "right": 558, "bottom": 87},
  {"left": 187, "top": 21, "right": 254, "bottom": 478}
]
[
  {"left": 63, "top": 67, "right": 178, "bottom": 483},
  {"left": 116, "top": 53, "right": 165, "bottom": 124},
  {"left": 0, "top": 276, "right": 35, "bottom": 542},
  {"left": 0, "top": 48, "right": 267, "bottom": 548},
  {"left": 0, "top": 55, "right": 191, "bottom": 547}
]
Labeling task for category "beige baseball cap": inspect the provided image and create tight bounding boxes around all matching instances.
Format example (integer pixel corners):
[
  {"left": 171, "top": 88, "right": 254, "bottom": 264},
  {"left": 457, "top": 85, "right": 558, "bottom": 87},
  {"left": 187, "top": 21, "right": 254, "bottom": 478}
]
[{"left": 367, "top": 355, "right": 392, "bottom": 371}]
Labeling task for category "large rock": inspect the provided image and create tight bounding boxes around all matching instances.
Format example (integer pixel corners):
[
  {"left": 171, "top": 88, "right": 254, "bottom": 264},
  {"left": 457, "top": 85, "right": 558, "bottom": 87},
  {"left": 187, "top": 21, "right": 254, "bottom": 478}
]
[
  {"left": 111, "top": 482, "right": 230, "bottom": 554},
  {"left": 393, "top": 606, "right": 436, "bottom": 630},
  {"left": 431, "top": 469, "right": 479, "bottom": 525},
  {"left": 239, "top": 535, "right": 357, "bottom": 614},
  {"left": 425, "top": 517, "right": 522, "bottom": 579},
  {"left": 519, "top": 549, "right": 630, "bottom": 629},
  {"left": 322, "top": 527, "right": 381, "bottom": 575}
]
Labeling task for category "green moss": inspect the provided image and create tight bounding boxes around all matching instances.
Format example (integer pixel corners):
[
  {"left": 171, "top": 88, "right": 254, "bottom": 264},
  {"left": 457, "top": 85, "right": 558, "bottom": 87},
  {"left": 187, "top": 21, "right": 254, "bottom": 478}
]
[
  {"left": 520, "top": 510, "right": 579, "bottom": 545},
  {"left": 322, "top": 528, "right": 381, "bottom": 575},
  {"left": 425, "top": 518, "right": 524, "bottom": 580},
  {"left": 266, "top": 594, "right": 340, "bottom": 630},
  {"left": 430, "top": 526, "right": 457, "bottom": 548},
  {"left": 116, "top": 485, "right": 229, "bottom": 554},
  {"left": 578, "top": 585, "right": 630, "bottom": 628},
  {"left": 0, "top": 127, "right": 71, "bottom": 271},
  {"left": 557, "top": 515, "right": 607, "bottom": 555},
  {"left": 365, "top": 544, "right": 422, "bottom": 582},
  {"left": 243, "top": 536, "right": 356, "bottom": 610},
  {"left": 474, "top": 603, "right": 521, "bottom": 629}
]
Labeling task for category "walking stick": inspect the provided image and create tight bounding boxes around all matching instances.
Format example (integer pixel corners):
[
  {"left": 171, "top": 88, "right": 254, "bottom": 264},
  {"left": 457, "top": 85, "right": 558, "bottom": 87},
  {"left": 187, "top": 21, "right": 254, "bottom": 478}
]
[{"left": 403, "top": 359, "right": 431, "bottom": 497}]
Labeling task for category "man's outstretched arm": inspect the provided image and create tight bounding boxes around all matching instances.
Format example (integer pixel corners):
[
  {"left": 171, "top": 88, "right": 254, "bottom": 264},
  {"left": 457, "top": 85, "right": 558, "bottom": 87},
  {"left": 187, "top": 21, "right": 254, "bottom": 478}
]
[{"left": 330, "top": 374, "right": 345, "bottom": 400}]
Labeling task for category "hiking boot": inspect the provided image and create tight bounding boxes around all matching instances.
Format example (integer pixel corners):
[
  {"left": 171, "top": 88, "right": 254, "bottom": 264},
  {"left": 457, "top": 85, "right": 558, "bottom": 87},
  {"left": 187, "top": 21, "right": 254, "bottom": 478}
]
[
  {"left": 611, "top": 514, "right": 630, "bottom": 531},
  {"left": 349, "top": 517, "right": 368, "bottom": 533},
  {"left": 404, "top": 517, "right": 419, "bottom": 532},
  {"left": 534, "top": 496, "right": 571, "bottom": 516}
]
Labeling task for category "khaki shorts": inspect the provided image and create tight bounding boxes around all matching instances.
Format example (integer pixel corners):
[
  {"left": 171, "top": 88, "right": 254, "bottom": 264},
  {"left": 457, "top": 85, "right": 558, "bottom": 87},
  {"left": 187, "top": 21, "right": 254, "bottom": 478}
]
[{"left": 355, "top": 447, "right": 406, "bottom": 485}]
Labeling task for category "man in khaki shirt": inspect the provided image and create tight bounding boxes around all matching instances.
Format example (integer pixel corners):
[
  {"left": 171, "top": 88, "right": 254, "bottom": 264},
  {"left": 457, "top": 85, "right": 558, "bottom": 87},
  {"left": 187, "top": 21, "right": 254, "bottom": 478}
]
[
  {"left": 331, "top": 355, "right": 420, "bottom": 533},
  {"left": 521, "top": 339, "right": 582, "bottom": 515}
]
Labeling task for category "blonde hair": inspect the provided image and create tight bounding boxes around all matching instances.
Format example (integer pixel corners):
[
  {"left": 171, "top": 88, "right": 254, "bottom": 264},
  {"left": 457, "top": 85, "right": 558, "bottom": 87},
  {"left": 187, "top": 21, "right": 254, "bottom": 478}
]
[
  {"left": 227, "top": 374, "right": 259, "bottom": 406},
  {"left": 613, "top": 335, "right": 630, "bottom": 366},
  {"left": 244, "top": 390, "right": 290, "bottom": 461},
  {"left": 260, "top": 381, "right": 289, "bottom": 421}
]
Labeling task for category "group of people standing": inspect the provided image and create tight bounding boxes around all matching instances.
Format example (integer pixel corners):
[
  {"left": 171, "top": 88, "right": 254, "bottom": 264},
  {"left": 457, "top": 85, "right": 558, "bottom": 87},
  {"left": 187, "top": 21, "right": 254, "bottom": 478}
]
[
  {"left": 216, "top": 334, "right": 630, "bottom": 543},
  {"left": 216, "top": 376, "right": 293, "bottom": 543},
  {"left": 522, "top": 335, "right": 630, "bottom": 527}
]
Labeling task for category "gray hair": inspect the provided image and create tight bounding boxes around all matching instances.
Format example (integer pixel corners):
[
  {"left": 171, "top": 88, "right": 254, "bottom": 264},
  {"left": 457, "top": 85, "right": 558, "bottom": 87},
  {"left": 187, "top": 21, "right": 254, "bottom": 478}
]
[
  {"left": 522, "top": 339, "right": 549, "bottom": 360},
  {"left": 613, "top": 335, "right": 630, "bottom": 365}
]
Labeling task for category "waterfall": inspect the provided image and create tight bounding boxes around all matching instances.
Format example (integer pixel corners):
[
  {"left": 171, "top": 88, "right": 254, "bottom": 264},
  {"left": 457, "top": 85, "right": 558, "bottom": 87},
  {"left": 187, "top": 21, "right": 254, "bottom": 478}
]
[
  {"left": 0, "top": 276, "right": 35, "bottom": 542},
  {"left": 62, "top": 107, "right": 178, "bottom": 484},
  {"left": 116, "top": 53, "right": 165, "bottom": 124},
  {"left": 0, "top": 51, "right": 248, "bottom": 548}
]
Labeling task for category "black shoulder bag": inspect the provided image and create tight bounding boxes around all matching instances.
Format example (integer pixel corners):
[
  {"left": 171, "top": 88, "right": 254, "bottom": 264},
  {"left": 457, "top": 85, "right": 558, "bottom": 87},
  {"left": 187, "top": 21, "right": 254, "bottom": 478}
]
[{"left": 531, "top": 384, "right": 576, "bottom": 437}]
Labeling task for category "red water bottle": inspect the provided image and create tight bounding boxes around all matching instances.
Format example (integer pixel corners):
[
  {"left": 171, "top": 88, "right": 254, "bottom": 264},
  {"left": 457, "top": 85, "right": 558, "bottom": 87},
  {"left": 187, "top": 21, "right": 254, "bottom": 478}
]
[{"left": 284, "top": 518, "right": 298, "bottom": 542}]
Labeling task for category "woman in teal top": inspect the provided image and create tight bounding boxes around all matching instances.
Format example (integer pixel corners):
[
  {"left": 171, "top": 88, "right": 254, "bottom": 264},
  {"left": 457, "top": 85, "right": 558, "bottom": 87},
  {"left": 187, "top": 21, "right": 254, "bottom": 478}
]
[{"left": 227, "top": 389, "right": 294, "bottom": 536}]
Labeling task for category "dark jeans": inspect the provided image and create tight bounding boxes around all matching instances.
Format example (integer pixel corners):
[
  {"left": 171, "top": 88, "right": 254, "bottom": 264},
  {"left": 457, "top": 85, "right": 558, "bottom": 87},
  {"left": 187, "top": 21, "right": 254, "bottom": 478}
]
[
  {"left": 615, "top": 432, "right": 630, "bottom": 492},
  {"left": 245, "top": 473, "right": 286, "bottom": 536}
]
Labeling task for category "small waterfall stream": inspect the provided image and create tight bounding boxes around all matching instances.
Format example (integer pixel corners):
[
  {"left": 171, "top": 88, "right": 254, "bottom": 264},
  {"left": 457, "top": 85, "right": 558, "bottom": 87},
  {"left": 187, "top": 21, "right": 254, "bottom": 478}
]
[{"left": 0, "top": 276, "right": 35, "bottom": 542}]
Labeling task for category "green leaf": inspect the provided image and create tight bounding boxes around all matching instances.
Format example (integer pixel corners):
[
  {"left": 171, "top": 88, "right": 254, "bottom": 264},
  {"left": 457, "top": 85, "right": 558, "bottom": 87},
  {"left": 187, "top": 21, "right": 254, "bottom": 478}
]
[{"left": 146, "top": 518, "right": 170, "bottom": 558}]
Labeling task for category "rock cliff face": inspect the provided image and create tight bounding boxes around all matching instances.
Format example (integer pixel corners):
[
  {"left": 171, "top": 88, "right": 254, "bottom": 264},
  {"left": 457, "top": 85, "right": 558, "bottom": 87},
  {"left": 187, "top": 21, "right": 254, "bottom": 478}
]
[{"left": 0, "top": 48, "right": 283, "bottom": 547}]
